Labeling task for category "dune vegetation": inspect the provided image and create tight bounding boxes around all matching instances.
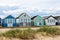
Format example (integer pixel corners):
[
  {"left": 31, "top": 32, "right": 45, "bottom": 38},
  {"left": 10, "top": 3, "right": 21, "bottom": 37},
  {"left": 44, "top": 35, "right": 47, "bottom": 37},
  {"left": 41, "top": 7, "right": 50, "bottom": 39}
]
[{"left": 0, "top": 26, "right": 60, "bottom": 40}]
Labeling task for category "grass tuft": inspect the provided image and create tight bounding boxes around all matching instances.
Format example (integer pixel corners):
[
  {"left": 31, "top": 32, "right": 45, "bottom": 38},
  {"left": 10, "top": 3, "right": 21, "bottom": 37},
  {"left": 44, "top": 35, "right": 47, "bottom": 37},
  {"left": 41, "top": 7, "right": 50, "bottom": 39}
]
[
  {"left": 2, "top": 29, "right": 36, "bottom": 39},
  {"left": 37, "top": 26, "right": 60, "bottom": 36}
]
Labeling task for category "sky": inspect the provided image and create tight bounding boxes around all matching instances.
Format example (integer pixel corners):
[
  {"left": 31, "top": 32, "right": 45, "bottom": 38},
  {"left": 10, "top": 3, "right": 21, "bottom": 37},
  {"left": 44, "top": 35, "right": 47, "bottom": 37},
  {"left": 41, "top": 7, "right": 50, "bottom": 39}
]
[{"left": 0, "top": 0, "right": 60, "bottom": 18}]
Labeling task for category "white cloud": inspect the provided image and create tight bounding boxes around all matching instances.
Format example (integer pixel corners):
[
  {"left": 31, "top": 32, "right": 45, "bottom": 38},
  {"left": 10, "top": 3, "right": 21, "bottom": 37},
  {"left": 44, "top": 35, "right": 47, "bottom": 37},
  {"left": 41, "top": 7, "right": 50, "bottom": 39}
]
[
  {"left": 0, "top": 0, "right": 60, "bottom": 18},
  {"left": 0, "top": 0, "right": 60, "bottom": 10},
  {"left": 0, "top": 15, "right": 6, "bottom": 19}
]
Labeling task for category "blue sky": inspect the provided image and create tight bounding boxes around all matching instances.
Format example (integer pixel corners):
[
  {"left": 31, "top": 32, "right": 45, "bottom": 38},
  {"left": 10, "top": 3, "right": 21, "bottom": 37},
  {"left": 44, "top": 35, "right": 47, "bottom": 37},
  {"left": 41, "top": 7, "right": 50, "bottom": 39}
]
[{"left": 0, "top": 0, "right": 60, "bottom": 18}]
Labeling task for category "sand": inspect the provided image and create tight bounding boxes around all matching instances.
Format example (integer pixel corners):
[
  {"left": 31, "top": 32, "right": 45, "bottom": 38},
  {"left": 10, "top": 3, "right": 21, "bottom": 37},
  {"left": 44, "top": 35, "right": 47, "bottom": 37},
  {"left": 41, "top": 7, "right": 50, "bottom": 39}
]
[{"left": 0, "top": 26, "right": 60, "bottom": 40}]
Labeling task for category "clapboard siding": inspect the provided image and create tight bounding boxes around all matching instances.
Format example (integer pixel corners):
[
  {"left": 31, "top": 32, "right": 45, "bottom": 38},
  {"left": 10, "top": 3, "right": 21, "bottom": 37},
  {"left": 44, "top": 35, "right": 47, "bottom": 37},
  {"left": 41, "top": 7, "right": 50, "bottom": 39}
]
[
  {"left": 2, "top": 15, "right": 16, "bottom": 27},
  {"left": 44, "top": 16, "right": 57, "bottom": 26},
  {"left": 16, "top": 13, "right": 31, "bottom": 27},
  {"left": 31, "top": 15, "right": 44, "bottom": 26}
]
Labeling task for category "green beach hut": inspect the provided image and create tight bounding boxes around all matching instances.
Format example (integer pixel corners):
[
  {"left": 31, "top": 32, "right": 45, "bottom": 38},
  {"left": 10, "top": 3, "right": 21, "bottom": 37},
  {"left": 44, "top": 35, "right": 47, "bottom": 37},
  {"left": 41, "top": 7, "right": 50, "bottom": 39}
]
[{"left": 31, "top": 15, "right": 44, "bottom": 26}]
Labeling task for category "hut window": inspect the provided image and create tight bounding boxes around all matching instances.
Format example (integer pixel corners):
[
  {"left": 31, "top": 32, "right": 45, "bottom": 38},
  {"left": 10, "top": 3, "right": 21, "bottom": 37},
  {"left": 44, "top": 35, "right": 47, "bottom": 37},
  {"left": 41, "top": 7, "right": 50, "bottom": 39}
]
[
  {"left": 17, "top": 19, "right": 19, "bottom": 23},
  {"left": 24, "top": 19, "right": 27, "bottom": 22},
  {"left": 21, "top": 19, "right": 23, "bottom": 22},
  {"left": 8, "top": 19, "right": 12, "bottom": 23},
  {"left": 48, "top": 19, "right": 49, "bottom": 22},
  {"left": 24, "top": 14, "right": 26, "bottom": 17},
  {"left": 5, "top": 19, "right": 7, "bottom": 23},
  {"left": 39, "top": 23, "right": 41, "bottom": 25},
  {"left": 49, "top": 19, "right": 54, "bottom": 23},
  {"left": 28, "top": 19, "right": 30, "bottom": 22}
]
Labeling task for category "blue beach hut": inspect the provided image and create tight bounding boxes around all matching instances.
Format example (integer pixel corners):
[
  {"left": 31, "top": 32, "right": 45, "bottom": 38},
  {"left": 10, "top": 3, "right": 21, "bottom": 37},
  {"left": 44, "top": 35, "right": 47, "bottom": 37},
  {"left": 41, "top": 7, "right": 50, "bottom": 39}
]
[{"left": 2, "top": 15, "right": 16, "bottom": 27}]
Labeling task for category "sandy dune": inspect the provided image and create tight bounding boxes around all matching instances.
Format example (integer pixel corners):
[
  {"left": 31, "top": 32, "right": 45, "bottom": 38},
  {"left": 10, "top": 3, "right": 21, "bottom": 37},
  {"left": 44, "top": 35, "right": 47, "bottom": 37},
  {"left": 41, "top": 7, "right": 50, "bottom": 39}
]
[
  {"left": 0, "top": 35, "right": 60, "bottom": 40},
  {"left": 0, "top": 26, "right": 60, "bottom": 40},
  {"left": 35, "top": 34, "right": 60, "bottom": 40}
]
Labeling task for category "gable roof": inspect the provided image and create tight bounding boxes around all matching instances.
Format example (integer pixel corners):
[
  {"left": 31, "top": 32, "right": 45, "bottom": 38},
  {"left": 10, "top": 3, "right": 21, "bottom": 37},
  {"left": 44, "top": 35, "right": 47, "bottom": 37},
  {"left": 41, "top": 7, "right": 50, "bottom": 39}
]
[
  {"left": 54, "top": 16, "right": 60, "bottom": 19},
  {"left": 44, "top": 15, "right": 55, "bottom": 19},
  {"left": 31, "top": 15, "right": 41, "bottom": 20},
  {"left": 31, "top": 16, "right": 37, "bottom": 20},
  {"left": 16, "top": 13, "right": 31, "bottom": 19},
  {"left": 16, "top": 13, "right": 24, "bottom": 19},
  {"left": 4, "top": 15, "right": 15, "bottom": 19}
]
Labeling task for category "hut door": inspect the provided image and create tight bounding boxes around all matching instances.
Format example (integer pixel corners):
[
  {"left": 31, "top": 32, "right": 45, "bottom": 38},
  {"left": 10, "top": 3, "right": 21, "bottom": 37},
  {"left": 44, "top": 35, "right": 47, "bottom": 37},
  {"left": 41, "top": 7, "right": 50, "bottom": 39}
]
[
  {"left": 8, "top": 19, "right": 13, "bottom": 27},
  {"left": 8, "top": 23, "right": 13, "bottom": 27},
  {"left": 37, "top": 22, "right": 39, "bottom": 26},
  {"left": 23, "top": 22, "right": 26, "bottom": 26},
  {"left": 37, "top": 22, "right": 41, "bottom": 26}
]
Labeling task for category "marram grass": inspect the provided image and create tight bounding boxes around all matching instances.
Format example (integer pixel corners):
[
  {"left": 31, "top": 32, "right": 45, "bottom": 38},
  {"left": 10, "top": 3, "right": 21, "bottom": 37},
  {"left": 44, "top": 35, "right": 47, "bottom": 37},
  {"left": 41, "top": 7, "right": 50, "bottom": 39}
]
[{"left": 0, "top": 26, "right": 60, "bottom": 39}]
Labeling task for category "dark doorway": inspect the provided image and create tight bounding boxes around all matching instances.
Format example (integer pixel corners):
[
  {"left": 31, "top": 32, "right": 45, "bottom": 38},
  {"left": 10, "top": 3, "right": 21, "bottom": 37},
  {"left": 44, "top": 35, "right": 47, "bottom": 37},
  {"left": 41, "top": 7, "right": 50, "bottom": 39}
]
[{"left": 56, "top": 22, "right": 60, "bottom": 25}]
